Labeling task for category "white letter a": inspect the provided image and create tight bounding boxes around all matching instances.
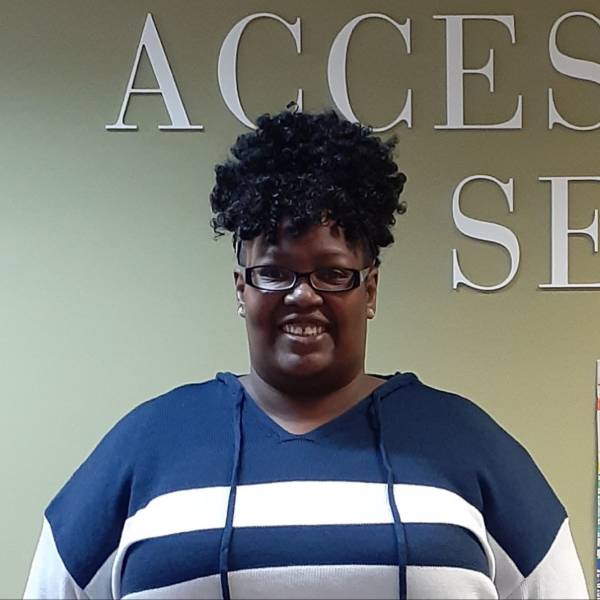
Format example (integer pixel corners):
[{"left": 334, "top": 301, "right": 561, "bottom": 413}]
[{"left": 106, "top": 13, "right": 202, "bottom": 131}]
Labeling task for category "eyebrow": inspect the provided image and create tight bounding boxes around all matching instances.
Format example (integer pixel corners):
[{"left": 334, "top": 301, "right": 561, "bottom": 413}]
[
  {"left": 260, "top": 250, "right": 354, "bottom": 261},
  {"left": 264, "top": 243, "right": 357, "bottom": 256}
]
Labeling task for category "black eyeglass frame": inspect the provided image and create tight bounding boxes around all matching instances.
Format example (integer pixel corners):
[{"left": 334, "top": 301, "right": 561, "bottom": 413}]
[
  {"left": 235, "top": 239, "right": 375, "bottom": 293},
  {"left": 238, "top": 264, "right": 374, "bottom": 292}
]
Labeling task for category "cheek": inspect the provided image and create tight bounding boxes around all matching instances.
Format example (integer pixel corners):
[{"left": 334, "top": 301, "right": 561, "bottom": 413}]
[
  {"left": 245, "top": 295, "right": 281, "bottom": 339},
  {"left": 328, "top": 298, "right": 368, "bottom": 342}
]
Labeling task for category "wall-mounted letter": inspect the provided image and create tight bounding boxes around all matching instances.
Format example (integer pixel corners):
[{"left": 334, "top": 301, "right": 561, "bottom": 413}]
[
  {"left": 548, "top": 12, "right": 600, "bottom": 130},
  {"left": 434, "top": 15, "right": 522, "bottom": 130},
  {"left": 539, "top": 177, "right": 600, "bottom": 289},
  {"left": 218, "top": 13, "right": 302, "bottom": 129},
  {"left": 328, "top": 14, "right": 411, "bottom": 132},
  {"left": 106, "top": 14, "right": 202, "bottom": 131},
  {"left": 452, "top": 175, "right": 520, "bottom": 291}
]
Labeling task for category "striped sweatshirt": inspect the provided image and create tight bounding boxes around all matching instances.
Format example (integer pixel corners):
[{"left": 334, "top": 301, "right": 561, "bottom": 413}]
[{"left": 24, "top": 372, "right": 588, "bottom": 599}]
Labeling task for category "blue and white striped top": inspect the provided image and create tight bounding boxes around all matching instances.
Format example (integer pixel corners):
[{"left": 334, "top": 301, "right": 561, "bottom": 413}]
[{"left": 24, "top": 372, "right": 588, "bottom": 599}]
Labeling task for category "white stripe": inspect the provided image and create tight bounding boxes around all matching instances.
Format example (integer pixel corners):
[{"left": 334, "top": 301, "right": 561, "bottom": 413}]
[
  {"left": 487, "top": 533, "right": 523, "bottom": 598},
  {"left": 113, "top": 481, "right": 494, "bottom": 596},
  {"left": 121, "top": 486, "right": 229, "bottom": 545},
  {"left": 84, "top": 548, "right": 116, "bottom": 599},
  {"left": 121, "top": 564, "right": 498, "bottom": 599},
  {"left": 122, "top": 481, "right": 486, "bottom": 533}
]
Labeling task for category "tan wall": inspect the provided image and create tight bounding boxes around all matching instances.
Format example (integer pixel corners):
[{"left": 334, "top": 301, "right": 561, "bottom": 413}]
[{"left": 2, "top": 1, "right": 598, "bottom": 596}]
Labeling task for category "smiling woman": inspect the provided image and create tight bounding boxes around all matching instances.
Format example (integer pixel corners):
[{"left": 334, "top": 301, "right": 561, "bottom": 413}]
[{"left": 24, "top": 110, "right": 587, "bottom": 600}]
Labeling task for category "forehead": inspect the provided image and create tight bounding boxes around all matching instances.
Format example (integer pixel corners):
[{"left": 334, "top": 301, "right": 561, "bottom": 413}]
[{"left": 241, "top": 223, "right": 365, "bottom": 264}]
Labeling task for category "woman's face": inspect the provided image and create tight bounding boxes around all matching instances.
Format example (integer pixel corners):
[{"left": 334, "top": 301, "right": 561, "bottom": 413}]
[{"left": 234, "top": 222, "right": 378, "bottom": 395}]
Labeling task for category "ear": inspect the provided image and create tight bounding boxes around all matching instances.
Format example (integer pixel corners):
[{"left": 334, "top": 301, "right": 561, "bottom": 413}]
[
  {"left": 365, "top": 268, "right": 378, "bottom": 316},
  {"left": 234, "top": 270, "right": 245, "bottom": 305}
]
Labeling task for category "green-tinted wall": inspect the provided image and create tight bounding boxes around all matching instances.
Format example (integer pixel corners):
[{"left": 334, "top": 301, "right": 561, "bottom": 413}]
[{"left": 2, "top": 1, "right": 598, "bottom": 596}]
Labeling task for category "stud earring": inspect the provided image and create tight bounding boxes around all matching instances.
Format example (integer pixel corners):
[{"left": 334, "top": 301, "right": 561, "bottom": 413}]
[
  {"left": 367, "top": 308, "right": 376, "bottom": 319},
  {"left": 237, "top": 305, "right": 245, "bottom": 318}
]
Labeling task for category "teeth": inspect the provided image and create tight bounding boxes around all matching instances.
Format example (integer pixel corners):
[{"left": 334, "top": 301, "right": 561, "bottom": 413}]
[{"left": 282, "top": 324, "right": 324, "bottom": 337}]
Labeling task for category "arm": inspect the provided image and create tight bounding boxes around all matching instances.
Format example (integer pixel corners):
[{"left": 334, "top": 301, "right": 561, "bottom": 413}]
[
  {"left": 23, "top": 415, "right": 135, "bottom": 599},
  {"left": 474, "top": 411, "right": 588, "bottom": 599},
  {"left": 503, "top": 519, "right": 588, "bottom": 599},
  {"left": 24, "top": 519, "right": 91, "bottom": 599}
]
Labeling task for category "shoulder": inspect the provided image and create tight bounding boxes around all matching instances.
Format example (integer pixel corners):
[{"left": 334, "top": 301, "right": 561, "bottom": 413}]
[
  {"left": 380, "top": 372, "right": 511, "bottom": 444},
  {"left": 379, "top": 372, "right": 563, "bottom": 504},
  {"left": 47, "top": 372, "right": 239, "bottom": 512},
  {"left": 55, "top": 374, "right": 242, "bottom": 499},
  {"left": 104, "top": 372, "right": 238, "bottom": 449},
  {"left": 407, "top": 378, "right": 540, "bottom": 466},
  {"left": 120, "top": 373, "right": 232, "bottom": 423}
]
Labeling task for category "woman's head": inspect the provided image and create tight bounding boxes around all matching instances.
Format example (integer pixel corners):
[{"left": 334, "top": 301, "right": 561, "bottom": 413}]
[{"left": 210, "top": 109, "right": 407, "bottom": 394}]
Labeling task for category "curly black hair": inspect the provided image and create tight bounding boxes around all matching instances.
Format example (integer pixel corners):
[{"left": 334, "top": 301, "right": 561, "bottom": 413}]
[{"left": 209, "top": 109, "right": 407, "bottom": 265}]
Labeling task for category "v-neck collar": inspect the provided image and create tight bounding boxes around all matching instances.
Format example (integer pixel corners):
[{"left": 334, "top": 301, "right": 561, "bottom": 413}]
[{"left": 218, "top": 371, "right": 418, "bottom": 442}]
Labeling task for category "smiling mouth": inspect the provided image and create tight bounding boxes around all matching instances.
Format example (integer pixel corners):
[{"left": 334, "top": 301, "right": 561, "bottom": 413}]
[{"left": 281, "top": 324, "right": 326, "bottom": 337}]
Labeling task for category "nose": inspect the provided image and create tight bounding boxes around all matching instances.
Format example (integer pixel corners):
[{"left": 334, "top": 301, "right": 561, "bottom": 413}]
[{"left": 283, "top": 278, "right": 324, "bottom": 307}]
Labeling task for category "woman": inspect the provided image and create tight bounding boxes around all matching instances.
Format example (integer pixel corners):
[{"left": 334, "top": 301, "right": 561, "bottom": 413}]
[{"left": 24, "top": 110, "right": 587, "bottom": 599}]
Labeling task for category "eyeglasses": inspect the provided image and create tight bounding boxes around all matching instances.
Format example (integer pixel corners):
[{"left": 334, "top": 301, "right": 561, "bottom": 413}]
[
  {"left": 238, "top": 264, "right": 373, "bottom": 292},
  {"left": 234, "top": 238, "right": 375, "bottom": 292}
]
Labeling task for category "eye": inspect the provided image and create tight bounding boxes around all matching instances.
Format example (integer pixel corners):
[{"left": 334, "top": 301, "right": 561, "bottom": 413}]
[
  {"left": 315, "top": 267, "right": 354, "bottom": 283},
  {"left": 254, "top": 266, "right": 291, "bottom": 281}
]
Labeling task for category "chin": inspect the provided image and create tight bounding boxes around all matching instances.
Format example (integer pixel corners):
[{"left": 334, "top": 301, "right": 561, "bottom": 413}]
[
  {"left": 270, "top": 355, "right": 353, "bottom": 395},
  {"left": 279, "top": 353, "right": 331, "bottom": 378}
]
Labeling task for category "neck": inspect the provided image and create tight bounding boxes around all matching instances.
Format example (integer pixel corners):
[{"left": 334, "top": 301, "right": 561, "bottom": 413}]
[{"left": 239, "top": 368, "right": 384, "bottom": 434}]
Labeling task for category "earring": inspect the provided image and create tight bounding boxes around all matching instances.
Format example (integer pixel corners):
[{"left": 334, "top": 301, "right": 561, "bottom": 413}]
[
  {"left": 237, "top": 305, "right": 245, "bottom": 318},
  {"left": 367, "top": 308, "right": 375, "bottom": 319}
]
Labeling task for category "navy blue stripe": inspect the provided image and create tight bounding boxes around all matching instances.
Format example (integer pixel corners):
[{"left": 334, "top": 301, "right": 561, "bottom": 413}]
[{"left": 121, "top": 523, "right": 489, "bottom": 595}]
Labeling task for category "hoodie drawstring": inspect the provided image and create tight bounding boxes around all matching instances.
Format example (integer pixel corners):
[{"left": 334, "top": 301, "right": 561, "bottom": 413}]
[
  {"left": 219, "top": 385, "right": 245, "bottom": 600},
  {"left": 370, "top": 393, "right": 408, "bottom": 600},
  {"left": 217, "top": 372, "right": 409, "bottom": 600}
]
